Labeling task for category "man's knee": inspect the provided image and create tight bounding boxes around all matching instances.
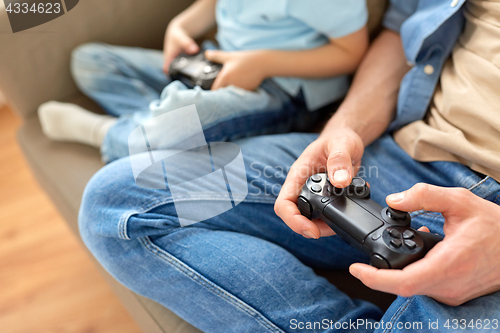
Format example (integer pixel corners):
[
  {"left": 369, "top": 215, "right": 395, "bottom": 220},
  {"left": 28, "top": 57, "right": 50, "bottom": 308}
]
[{"left": 78, "top": 158, "right": 133, "bottom": 245}]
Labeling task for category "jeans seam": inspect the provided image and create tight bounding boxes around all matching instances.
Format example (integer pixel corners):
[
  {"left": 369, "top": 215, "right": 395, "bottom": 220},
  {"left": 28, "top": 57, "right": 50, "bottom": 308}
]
[
  {"left": 383, "top": 297, "right": 414, "bottom": 333},
  {"left": 492, "top": 191, "right": 500, "bottom": 205},
  {"left": 117, "top": 195, "right": 277, "bottom": 240},
  {"left": 467, "top": 176, "right": 490, "bottom": 192},
  {"left": 139, "top": 236, "right": 285, "bottom": 333}
]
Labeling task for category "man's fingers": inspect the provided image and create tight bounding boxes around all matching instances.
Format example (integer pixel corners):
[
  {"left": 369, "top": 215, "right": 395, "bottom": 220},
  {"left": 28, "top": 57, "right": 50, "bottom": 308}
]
[
  {"left": 326, "top": 134, "right": 363, "bottom": 188},
  {"left": 275, "top": 145, "right": 330, "bottom": 238},
  {"left": 418, "top": 226, "right": 430, "bottom": 233},
  {"left": 349, "top": 242, "right": 446, "bottom": 296},
  {"left": 386, "top": 183, "right": 471, "bottom": 216},
  {"left": 275, "top": 161, "right": 321, "bottom": 238}
]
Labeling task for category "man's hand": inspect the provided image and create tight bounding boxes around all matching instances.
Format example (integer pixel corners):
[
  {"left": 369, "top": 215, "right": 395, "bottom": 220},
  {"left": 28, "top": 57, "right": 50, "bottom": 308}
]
[
  {"left": 163, "top": 22, "right": 199, "bottom": 74},
  {"left": 274, "top": 128, "right": 364, "bottom": 239},
  {"left": 350, "top": 183, "right": 500, "bottom": 306},
  {"left": 205, "top": 50, "right": 267, "bottom": 91}
]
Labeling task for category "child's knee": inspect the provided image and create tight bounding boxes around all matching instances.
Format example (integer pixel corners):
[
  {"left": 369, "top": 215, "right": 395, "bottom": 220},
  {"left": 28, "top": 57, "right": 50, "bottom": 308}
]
[{"left": 71, "top": 43, "right": 115, "bottom": 86}]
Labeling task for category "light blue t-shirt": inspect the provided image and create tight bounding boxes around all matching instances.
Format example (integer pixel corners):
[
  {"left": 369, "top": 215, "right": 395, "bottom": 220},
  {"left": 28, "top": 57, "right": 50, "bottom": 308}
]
[{"left": 215, "top": 0, "right": 368, "bottom": 110}]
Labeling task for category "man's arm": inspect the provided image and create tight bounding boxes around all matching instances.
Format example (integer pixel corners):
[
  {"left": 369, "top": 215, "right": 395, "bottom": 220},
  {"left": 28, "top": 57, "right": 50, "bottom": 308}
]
[{"left": 274, "top": 29, "right": 411, "bottom": 239}]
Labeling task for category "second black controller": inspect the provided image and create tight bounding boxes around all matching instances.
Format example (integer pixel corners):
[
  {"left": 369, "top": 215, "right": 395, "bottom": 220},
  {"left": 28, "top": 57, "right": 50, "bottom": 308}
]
[
  {"left": 297, "top": 173, "right": 443, "bottom": 269},
  {"left": 169, "top": 52, "right": 222, "bottom": 90}
]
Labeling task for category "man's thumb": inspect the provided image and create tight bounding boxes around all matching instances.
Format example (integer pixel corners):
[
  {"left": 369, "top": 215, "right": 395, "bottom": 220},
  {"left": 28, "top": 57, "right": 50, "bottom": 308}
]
[{"left": 386, "top": 183, "right": 465, "bottom": 215}]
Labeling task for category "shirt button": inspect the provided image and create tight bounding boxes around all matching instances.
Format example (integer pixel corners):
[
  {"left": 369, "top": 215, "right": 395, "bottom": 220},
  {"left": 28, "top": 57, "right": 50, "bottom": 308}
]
[
  {"left": 424, "top": 64, "right": 434, "bottom": 75},
  {"left": 451, "top": 0, "right": 459, "bottom": 7}
]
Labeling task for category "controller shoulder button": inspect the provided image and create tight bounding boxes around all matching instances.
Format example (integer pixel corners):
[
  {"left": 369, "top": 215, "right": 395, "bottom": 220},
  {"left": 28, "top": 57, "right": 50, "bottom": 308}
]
[
  {"left": 370, "top": 254, "right": 390, "bottom": 269},
  {"left": 311, "top": 174, "right": 322, "bottom": 183},
  {"left": 403, "top": 230, "right": 415, "bottom": 239},
  {"left": 390, "top": 238, "right": 402, "bottom": 248},
  {"left": 404, "top": 239, "right": 417, "bottom": 249},
  {"left": 311, "top": 184, "right": 322, "bottom": 193}
]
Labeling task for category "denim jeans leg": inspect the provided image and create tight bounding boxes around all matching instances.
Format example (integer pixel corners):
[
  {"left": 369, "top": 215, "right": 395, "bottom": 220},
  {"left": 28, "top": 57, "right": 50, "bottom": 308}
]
[
  {"left": 70, "top": 42, "right": 170, "bottom": 116},
  {"left": 79, "top": 133, "right": 382, "bottom": 333},
  {"left": 100, "top": 80, "right": 310, "bottom": 162}
]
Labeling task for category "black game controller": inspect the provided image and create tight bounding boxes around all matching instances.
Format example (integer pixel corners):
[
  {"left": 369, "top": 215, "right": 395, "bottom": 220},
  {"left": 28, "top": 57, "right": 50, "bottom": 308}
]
[
  {"left": 297, "top": 173, "right": 443, "bottom": 269},
  {"left": 169, "top": 52, "right": 222, "bottom": 90}
]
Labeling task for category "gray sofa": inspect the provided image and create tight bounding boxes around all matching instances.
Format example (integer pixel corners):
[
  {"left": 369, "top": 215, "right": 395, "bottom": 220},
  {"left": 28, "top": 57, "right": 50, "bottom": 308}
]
[{"left": 0, "top": 1, "right": 394, "bottom": 332}]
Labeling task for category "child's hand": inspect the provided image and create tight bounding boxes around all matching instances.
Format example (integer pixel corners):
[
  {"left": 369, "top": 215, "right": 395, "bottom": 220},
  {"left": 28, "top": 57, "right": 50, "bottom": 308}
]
[
  {"left": 205, "top": 50, "right": 266, "bottom": 91},
  {"left": 163, "top": 22, "right": 199, "bottom": 74}
]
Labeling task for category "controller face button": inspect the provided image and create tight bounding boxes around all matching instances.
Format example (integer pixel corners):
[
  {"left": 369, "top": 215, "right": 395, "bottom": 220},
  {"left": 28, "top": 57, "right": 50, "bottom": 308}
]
[
  {"left": 389, "top": 228, "right": 401, "bottom": 238},
  {"left": 390, "top": 238, "right": 402, "bottom": 248},
  {"left": 404, "top": 239, "right": 417, "bottom": 249},
  {"left": 311, "top": 174, "right": 322, "bottom": 183},
  {"left": 320, "top": 197, "right": 330, "bottom": 203},
  {"left": 403, "top": 230, "right": 414, "bottom": 239},
  {"left": 371, "top": 232, "right": 382, "bottom": 240},
  {"left": 204, "top": 65, "right": 213, "bottom": 73},
  {"left": 311, "top": 184, "right": 322, "bottom": 193},
  {"left": 371, "top": 254, "right": 390, "bottom": 269}
]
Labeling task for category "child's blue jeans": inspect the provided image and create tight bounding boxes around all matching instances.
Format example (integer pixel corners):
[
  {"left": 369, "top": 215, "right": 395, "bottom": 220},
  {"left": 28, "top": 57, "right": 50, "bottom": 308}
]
[{"left": 71, "top": 42, "right": 323, "bottom": 163}]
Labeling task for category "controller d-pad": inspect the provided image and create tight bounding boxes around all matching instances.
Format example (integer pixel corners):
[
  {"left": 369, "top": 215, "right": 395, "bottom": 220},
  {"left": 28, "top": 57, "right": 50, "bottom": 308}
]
[
  {"left": 311, "top": 175, "right": 322, "bottom": 183},
  {"left": 389, "top": 229, "right": 401, "bottom": 238},
  {"left": 404, "top": 239, "right": 417, "bottom": 249},
  {"left": 403, "top": 230, "right": 414, "bottom": 239},
  {"left": 390, "top": 238, "right": 402, "bottom": 248},
  {"left": 311, "top": 184, "right": 322, "bottom": 193}
]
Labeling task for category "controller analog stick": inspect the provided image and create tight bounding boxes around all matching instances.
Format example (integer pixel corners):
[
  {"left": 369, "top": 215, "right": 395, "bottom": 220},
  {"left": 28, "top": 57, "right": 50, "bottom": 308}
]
[
  {"left": 347, "top": 177, "right": 369, "bottom": 198},
  {"left": 387, "top": 207, "right": 408, "bottom": 221}
]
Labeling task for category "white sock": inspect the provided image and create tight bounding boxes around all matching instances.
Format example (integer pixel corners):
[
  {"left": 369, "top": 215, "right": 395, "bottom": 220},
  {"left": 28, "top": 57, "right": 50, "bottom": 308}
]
[{"left": 38, "top": 101, "right": 117, "bottom": 147}]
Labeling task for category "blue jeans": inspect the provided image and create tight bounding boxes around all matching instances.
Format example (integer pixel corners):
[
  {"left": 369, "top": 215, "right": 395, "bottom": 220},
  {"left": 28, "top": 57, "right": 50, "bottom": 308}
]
[
  {"left": 79, "top": 132, "right": 500, "bottom": 332},
  {"left": 71, "top": 43, "right": 324, "bottom": 162}
]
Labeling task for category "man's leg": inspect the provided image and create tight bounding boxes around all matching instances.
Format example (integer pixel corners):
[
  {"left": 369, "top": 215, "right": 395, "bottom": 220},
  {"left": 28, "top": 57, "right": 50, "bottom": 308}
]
[
  {"left": 79, "top": 133, "right": 382, "bottom": 333},
  {"left": 71, "top": 43, "right": 170, "bottom": 116},
  {"left": 360, "top": 134, "right": 500, "bottom": 332}
]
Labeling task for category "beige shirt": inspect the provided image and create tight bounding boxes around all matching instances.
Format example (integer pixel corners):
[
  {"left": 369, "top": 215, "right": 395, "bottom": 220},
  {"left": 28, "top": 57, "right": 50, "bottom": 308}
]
[{"left": 394, "top": 0, "right": 500, "bottom": 182}]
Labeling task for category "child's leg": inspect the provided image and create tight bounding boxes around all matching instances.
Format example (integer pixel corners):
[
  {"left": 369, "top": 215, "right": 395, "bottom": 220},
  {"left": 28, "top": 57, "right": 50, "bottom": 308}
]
[
  {"left": 39, "top": 42, "right": 169, "bottom": 147},
  {"left": 70, "top": 42, "right": 170, "bottom": 116},
  {"left": 101, "top": 80, "right": 314, "bottom": 162},
  {"left": 38, "top": 101, "right": 116, "bottom": 147}
]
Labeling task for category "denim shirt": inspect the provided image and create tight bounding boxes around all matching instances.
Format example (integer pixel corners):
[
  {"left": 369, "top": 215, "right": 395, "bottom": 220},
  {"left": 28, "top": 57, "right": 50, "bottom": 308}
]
[{"left": 384, "top": 0, "right": 466, "bottom": 131}]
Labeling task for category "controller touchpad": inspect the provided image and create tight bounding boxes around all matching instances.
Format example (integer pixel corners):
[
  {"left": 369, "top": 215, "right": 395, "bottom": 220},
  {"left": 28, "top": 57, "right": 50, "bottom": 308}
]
[{"left": 323, "top": 197, "right": 383, "bottom": 243}]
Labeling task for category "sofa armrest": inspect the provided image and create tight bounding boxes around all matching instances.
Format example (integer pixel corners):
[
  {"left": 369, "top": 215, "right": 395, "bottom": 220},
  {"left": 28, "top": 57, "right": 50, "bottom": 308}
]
[{"left": 0, "top": 0, "right": 194, "bottom": 119}]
